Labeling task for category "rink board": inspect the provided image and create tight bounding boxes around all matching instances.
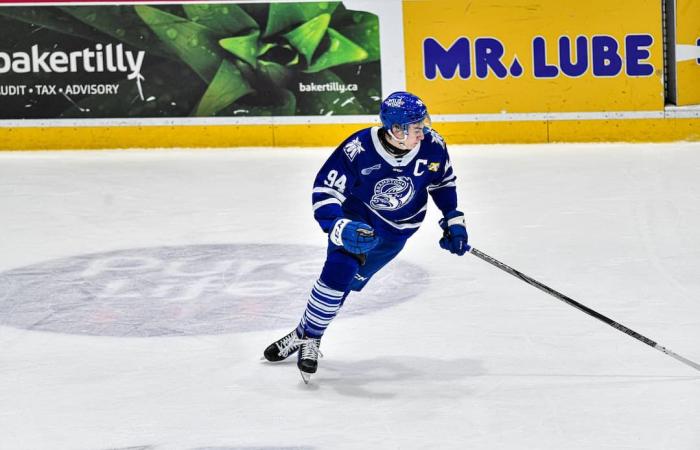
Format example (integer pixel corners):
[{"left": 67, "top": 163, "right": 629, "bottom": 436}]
[
  {"left": 0, "top": 0, "right": 698, "bottom": 147},
  {"left": 674, "top": 0, "right": 700, "bottom": 105},
  {"left": 1, "top": 116, "right": 699, "bottom": 150}
]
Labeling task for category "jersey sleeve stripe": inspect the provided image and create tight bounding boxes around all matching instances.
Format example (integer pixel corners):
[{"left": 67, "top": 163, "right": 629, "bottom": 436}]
[
  {"left": 312, "top": 186, "right": 347, "bottom": 202},
  {"left": 428, "top": 173, "right": 456, "bottom": 190},
  {"left": 313, "top": 198, "right": 342, "bottom": 211},
  {"left": 427, "top": 181, "right": 457, "bottom": 191},
  {"left": 429, "top": 173, "right": 455, "bottom": 186}
]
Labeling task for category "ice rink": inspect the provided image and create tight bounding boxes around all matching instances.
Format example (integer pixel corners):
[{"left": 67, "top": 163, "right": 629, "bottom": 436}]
[{"left": 1, "top": 142, "right": 699, "bottom": 450}]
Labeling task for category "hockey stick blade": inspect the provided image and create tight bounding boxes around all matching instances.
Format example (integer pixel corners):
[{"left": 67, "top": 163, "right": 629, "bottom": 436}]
[{"left": 469, "top": 247, "right": 700, "bottom": 373}]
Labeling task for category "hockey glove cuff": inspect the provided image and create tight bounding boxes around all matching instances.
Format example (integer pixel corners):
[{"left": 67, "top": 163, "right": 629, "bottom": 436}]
[
  {"left": 439, "top": 210, "right": 470, "bottom": 256},
  {"left": 330, "top": 218, "right": 381, "bottom": 254}
]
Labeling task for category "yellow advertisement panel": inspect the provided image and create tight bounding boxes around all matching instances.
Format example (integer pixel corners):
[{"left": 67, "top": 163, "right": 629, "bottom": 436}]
[
  {"left": 404, "top": 0, "right": 664, "bottom": 114},
  {"left": 675, "top": 0, "right": 700, "bottom": 105}
]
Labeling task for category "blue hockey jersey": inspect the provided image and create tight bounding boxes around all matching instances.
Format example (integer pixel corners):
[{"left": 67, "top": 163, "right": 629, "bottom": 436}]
[{"left": 312, "top": 126, "right": 459, "bottom": 240}]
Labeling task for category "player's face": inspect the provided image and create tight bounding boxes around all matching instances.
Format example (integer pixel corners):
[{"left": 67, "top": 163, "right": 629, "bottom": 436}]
[
  {"left": 403, "top": 122, "right": 426, "bottom": 147},
  {"left": 391, "top": 121, "right": 426, "bottom": 148}
]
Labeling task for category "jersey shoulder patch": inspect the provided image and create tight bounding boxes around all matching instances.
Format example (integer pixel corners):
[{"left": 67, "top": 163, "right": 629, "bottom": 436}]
[
  {"left": 429, "top": 129, "right": 446, "bottom": 150},
  {"left": 343, "top": 136, "right": 366, "bottom": 161}
]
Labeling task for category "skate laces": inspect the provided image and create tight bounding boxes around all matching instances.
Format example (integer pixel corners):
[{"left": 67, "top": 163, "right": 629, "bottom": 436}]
[
  {"left": 276, "top": 331, "right": 302, "bottom": 357},
  {"left": 300, "top": 338, "right": 323, "bottom": 360}
]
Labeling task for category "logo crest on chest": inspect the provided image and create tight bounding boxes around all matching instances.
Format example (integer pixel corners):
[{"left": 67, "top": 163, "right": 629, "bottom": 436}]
[{"left": 370, "top": 176, "right": 416, "bottom": 211}]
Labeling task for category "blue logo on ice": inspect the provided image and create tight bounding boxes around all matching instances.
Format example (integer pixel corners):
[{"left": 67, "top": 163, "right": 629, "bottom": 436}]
[{"left": 0, "top": 244, "right": 428, "bottom": 337}]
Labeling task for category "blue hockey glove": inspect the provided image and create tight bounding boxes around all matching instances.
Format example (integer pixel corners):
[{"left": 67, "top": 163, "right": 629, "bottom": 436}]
[
  {"left": 329, "top": 218, "right": 381, "bottom": 254},
  {"left": 439, "top": 210, "right": 470, "bottom": 256}
]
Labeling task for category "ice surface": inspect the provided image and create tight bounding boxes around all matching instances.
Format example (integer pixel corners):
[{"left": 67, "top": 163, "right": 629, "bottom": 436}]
[{"left": 0, "top": 143, "right": 699, "bottom": 450}]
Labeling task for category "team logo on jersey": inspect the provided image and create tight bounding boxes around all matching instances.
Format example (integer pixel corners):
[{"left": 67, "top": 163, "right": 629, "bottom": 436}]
[
  {"left": 343, "top": 137, "right": 365, "bottom": 161},
  {"left": 361, "top": 164, "right": 382, "bottom": 175},
  {"left": 430, "top": 130, "right": 446, "bottom": 149},
  {"left": 370, "top": 176, "right": 415, "bottom": 211},
  {"left": 428, "top": 162, "right": 441, "bottom": 172}
]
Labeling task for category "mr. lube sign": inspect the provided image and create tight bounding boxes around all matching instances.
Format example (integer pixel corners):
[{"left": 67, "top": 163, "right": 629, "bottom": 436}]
[{"left": 423, "top": 34, "right": 655, "bottom": 80}]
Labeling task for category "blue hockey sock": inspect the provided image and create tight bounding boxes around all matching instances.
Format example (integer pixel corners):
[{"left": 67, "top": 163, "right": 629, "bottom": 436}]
[
  {"left": 297, "top": 280, "right": 349, "bottom": 338},
  {"left": 297, "top": 250, "right": 358, "bottom": 338}
]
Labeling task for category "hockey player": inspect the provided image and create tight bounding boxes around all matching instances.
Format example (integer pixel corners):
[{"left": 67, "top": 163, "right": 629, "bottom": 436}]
[{"left": 263, "top": 91, "right": 470, "bottom": 383}]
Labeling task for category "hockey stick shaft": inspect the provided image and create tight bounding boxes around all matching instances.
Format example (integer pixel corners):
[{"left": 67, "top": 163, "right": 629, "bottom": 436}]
[{"left": 469, "top": 247, "right": 700, "bottom": 372}]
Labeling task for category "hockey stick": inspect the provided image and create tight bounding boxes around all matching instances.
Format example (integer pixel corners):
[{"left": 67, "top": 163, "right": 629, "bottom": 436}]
[{"left": 469, "top": 247, "right": 700, "bottom": 372}]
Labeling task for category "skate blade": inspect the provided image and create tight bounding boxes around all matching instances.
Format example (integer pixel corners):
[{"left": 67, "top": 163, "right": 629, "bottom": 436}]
[{"left": 299, "top": 370, "right": 312, "bottom": 384}]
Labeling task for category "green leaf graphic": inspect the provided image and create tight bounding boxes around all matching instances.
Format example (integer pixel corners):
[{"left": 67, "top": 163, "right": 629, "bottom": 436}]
[
  {"left": 305, "top": 28, "right": 368, "bottom": 73},
  {"left": 183, "top": 3, "right": 257, "bottom": 36},
  {"left": 194, "top": 60, "right": 254, "bottom": 116},
  {"left": 60, "top": 6, "right": 175, "bottom": 59},
  {"left": 257, "top": 42, "right": 276, "bottom": 56},
  {"left": 264, "top": 2, "right": 339, "bottom": 37},
  {"left": 219, "top": 30, "right": 261, "bottom": 68},
  {"left": 283, "top": 13, "right": 330, "bottom": 64},
  {"left": 60, "top": 62, "right": 205, "bottom": 118},
  {"left": 2, "top": 1, "right": 381, "bottom": 119},
  {"left": 257, "top": 60, "right": 293, "bottom": 86},
  {"left": 334, "top": 12, "right": 380, "bottom": 62},
  {"left": 233, "top": 59, "right": 256, "bottom": 83},
  {"left": 0, "top": 7, "right": 109, "bottom": 43},
  {"left": 135, "top": 5, "right": 224, "bottom": 82},
  {"left": 257, "top": 43, "right": 299, "bottom": 67},
  {"left": 238, "top": 4, "right": 269, "bottom": 31}
]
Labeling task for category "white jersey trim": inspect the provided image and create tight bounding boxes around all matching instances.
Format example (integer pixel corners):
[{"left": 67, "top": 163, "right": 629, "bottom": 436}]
[
  {"left": 312, "top": 186, "right": 347, "bottom": 202},
  {"left": 428, "top": 173, "right": 456, "bottom": 190},
  {"left": 441, "top": 173, "right": 457, "bottom": 183},
  {"left": 397, "top": 204, "right": 429, "bottom": 222},
  {"left": 427, "top": 181, "right": 457, "bottom": 192},
  {"left": 364, "top": 201, "right": 425, "bottom": 230},
  {"left": 447, "top": 215, "right": 466, "bottom": 227},
  {"left": 313, "top": 198, "right": 342, "bottom": 211}
]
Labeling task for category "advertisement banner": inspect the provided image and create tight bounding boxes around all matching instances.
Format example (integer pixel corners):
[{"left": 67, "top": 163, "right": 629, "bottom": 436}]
[
  {"left": 403, "top": 0, "right": 664, "bottom": 114},
  {"left": 674, "top": 0, "right": 700, "bottom": 105},
  {"left": 0, "top": 1, "right": 382, "bottom": 119}
]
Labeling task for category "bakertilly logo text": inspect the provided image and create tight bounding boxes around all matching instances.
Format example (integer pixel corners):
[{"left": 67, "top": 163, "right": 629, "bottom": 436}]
[{"left": 0, "top": 44, "right": 145, "bottom": 76}]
